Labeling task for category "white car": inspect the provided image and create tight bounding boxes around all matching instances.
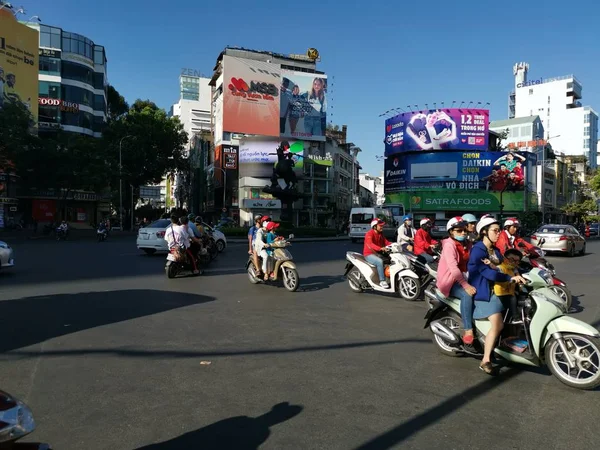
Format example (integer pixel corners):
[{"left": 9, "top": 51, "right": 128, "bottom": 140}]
[
  {"left": 0, "top": 240, "right": 15, "bottom": 269},
  {"left": 136, "top": 219, "right": 227, "bottom": 255}
]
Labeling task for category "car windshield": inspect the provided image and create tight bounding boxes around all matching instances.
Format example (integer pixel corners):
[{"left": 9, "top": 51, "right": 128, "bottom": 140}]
[
  {"left": 537, "top": 226, "right": 566, "bottom": 234},
  {"left": 149, "top": 219, "right": 171, "bottom": 229},
  {"left": 434, "top": 220, "right": 447, "bottom": 228},
  {"left": 351, "top": 213, "right": 374, "bottom": 224}
]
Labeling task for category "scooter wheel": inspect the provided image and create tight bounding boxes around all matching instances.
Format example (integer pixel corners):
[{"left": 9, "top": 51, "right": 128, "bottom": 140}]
[
  {"left": 166, "top": 263, "right": 178, "bottom": 279},
  {"left": 347, "top": 267, "right": 363, "bottom": 293}
]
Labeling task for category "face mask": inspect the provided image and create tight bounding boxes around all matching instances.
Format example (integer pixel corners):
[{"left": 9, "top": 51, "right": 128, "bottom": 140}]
[
  {"left": 454, "top": 235, "right": 466, "bottom": 242},
  {"left": 406, "top": 221, "right": 412, "bottom": 226}
]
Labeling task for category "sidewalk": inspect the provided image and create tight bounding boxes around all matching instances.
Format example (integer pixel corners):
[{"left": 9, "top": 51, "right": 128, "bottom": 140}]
[{"left": 0, "top": 229, "right": 137, "bottom": 242}]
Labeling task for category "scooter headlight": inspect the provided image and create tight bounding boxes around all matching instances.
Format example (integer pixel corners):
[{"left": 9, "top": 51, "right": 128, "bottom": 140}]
[
  {"left": 0, "top": 391, "right": 36, "bottom": 443},
  {"left": 538, "top": 269, "right": 554, "bottom": 286}
]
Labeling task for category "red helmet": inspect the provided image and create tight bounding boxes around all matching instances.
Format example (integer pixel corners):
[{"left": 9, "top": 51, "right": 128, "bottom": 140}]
[{"left": 503, "top": 217, "right": 520, "bottom": 228}]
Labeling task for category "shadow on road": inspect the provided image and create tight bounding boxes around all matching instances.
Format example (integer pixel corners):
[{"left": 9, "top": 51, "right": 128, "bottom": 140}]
[
  {"left": 134, "top": 402, "right": 303, "bottom": 450},
  {"left": 569, "top": 294, "right": 584, "bottom": 314},
  {"left": 6, "top": 338, "right": 430, "bottom": 360},
  {"left": 0, "top": 290, "right": 216, "bottom": 353},
  {"left": 299, "top": 275, "right": 345, "bottom": 292},
  {"left": 353, "top": 368, "right": 522, "bottom": 450}
]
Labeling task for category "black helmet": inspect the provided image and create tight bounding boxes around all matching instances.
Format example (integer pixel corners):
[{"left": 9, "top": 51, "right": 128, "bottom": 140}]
[{"left": 195, "top": 216, "right": 203, "bottom": 224}]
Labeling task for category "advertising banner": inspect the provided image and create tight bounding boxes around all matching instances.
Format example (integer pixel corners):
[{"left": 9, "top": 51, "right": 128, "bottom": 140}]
[
  {"left": 280, "top": 71, "right": 327, "bottom": 141},
  {"left": 305, "top": 143, "right": 333, "bottom": 166},
  {"left": 0, "top": 10, "right": 39, "bottom": 123},
  {"left": 239, "top": 138, "right": 304, "bottom": 179},
  {"left": 384, "top": 151, "right": 536, "bottom": 212},
  {"left": 223, "top": 145, "right": 238, "bottom": 170},
  {"left": 384, "top": 109, "right": 489, "bottom": 155},
  {"left": 222, "top": 55, "right": 280, "bottom": 137}
]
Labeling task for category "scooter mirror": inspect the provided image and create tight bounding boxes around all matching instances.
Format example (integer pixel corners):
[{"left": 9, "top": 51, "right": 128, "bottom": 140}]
[{"left": 288, "top": 234, "right": 294, "bottom": 239}]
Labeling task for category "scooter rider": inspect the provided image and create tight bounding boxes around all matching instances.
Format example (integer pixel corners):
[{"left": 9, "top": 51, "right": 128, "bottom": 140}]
[
  {"left": 363, "top": 218, "right": 392, "bottom": 288},
  {"left": 397, "top": 215, "right": 415, "bottom": 252},
  {"left": 496, "top": 217, "right": 538, "bottom": 257},
  {"left": 414, "top": 218, "right": 439, "bottom": 263},
  {"left": 436, "top": 217, "right": 476, "bottom": 345},
  {"left": 461, "top": 213, "right": 478, "bottom": 243}
]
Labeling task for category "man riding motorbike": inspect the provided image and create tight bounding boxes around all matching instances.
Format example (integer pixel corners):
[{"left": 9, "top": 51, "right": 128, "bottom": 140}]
[
  {"left": 397, "top": 215, "right": 415, "bottom": 252},
  {"left": 495, "top": 217, "right": 538, "bottom": 257},
  {"left": 180, "top": 216, "right": 204, "bottom": 264},
  {"left": 414, "top": 218, "right": 439, "bottom": 263},
  {"left": 166, "top": 215, "right": 199, "bottom": 275},
  {"left": 462, "top": 213, "right": 478, "bottom": 243},
  {"left": 363, "top": 218, "right": 392, "bottom": 288}
]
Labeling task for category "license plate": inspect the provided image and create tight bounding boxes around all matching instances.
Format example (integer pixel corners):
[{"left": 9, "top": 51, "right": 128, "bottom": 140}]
[
  {"left": 142, "top": 234, "right": 150, "bottom": 240},
  {"left": 552, "top": 237, "right": 560, "bottom": 242},
  {"left": 167, "top": 254, "right": 177, "bottom": 261},
  {"left": 352, "top": 228, "right": 359, "bottom": 232}
]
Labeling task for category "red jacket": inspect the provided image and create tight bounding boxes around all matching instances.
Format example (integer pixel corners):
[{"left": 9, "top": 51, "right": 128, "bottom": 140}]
[
  {"left": 496, "top": 230, "right": 538, "bottom": 257},
  {"left": 414, "top": 229, "right": 438, "bottom": 256},
  {"left": 363, "top": 229, "right": 391, "bottom": 257}
]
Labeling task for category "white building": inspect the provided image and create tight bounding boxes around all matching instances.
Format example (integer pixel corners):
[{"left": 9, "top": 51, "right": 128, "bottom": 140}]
[
  {"left": 359, "top": 173, "right": 384, "bottom": 205},
  {"left": 170, "top": 75, "right": 212, "bottom": 151},
  {"left": 509, "top": 62, "right": 598, "bottom": 169}
]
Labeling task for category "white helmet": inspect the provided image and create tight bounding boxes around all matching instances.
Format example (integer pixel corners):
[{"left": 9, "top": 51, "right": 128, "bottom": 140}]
[
  {"left": 476, "top": 216, "right": 499, "bottom": 234},
  {"left": 370, "top": 218, "right": 385, "bottom": 228},
  {"left": 446, "top": 216, "right": 467, "bottom": 231},
  {"left": 419, "top": 218, "right": 432, "bottom": 227},
  {"left": 503, "top": 217, "right": 520, "bottom": 228}
]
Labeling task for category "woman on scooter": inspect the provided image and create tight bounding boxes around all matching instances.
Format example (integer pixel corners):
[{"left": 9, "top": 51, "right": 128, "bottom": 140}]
[
  {"left": 461, "top": 213, "right": 478, "bottom": 243},
  {"left": 436, "top": 217, "right": 476, "bottom": 346},
  {"left": 467, "top": 216, "right": 527, "bottom": 375},
  {"left": 414, "top": 218, "right": 439, "bottom": 263}
]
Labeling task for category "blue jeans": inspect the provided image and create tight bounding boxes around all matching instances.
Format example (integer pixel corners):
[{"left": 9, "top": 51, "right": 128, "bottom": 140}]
[
  {"left": 418, "top": 253, "right": 435, "bottom": 264},
  {"left": 365, "top": 254, "right": 385, "bottom": 281},
  {"left": 451, "top": 284, "right": 473, "bottom": 331}
]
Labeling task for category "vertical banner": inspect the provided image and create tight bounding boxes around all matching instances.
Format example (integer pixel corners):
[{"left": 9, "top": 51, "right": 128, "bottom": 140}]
[
  {"left": 0, "top": 10, "right": 39, "bottom": 123},
  {"left": 280, "top": 71, "right": 327, "bottom": 141},
  {"left": 222, "top": 55, "right": 280, "bottom": 137}
]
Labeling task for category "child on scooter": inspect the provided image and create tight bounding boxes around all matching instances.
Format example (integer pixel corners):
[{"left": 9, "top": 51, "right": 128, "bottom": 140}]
[{"left": 493, "top": 248, "right": 523, "bottom": 323}]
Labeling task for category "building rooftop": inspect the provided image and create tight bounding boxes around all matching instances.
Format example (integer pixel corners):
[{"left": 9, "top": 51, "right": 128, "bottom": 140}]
[{"left": 490, "top": 116, "right": 540, "bottom": 128}]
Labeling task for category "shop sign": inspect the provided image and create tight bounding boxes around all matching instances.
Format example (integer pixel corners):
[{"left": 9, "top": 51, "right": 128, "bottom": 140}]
[{"left": 242, "top": 199, "right": 281, "bottom": 209}]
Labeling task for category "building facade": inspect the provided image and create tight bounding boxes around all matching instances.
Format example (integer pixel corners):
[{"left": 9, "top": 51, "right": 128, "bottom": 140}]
[
  {"left": 209, "top": 47, "right": 338, "bottom": 225},
  {"left": 359, "top": 173, "right": 384, "bottom": 206},
  {"left": 509, "top": 62, "right": 598, "bottom": 169},
  {"left": 26, "top": 23, "right": 108, "bottom": 137},
  {"left": 170, "top": 74, "right": 212, "bottom": 142}
]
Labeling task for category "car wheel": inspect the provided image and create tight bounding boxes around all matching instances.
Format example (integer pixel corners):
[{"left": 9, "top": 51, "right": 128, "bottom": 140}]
[
  {"left": 568, "top": 244, "right": 575, "bottom": 257},
  {"left": 579, "top": 244, "right": 586, "bottom": 256},
  {"left": 143, "top": 249, "right": 157, "bottom": 255},
  {"left": 216, "top": 239, "right": 225, "bottom": 253}
]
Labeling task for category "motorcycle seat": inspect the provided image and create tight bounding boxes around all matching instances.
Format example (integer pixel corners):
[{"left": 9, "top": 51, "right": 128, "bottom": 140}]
[{"left": 348, "top": 252, "right": 378, "bottom": 270}]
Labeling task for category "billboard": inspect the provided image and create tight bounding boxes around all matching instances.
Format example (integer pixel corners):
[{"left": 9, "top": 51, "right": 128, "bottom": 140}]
[
  {"left": 222, "top": 55, "right": 280, "bottom": 137},
  {"left": 0, "top": 10, "right": 39, "bottom": 123},
  {"left": 384, "top": 151, "right": 536, "bottom": 212},
  {"left": 280, "top": 71, "right": 327, "bottom": 141},
  {"left": 384, "top": 109, "right": 489, "bottom": 155},
  {"left": 239, "top": 138, "right": 305, "bottom": 179}
]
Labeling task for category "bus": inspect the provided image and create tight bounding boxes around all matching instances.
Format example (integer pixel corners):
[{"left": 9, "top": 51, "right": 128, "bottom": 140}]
[{"left": 382, "top": 203, "right": 406, "bottom": 227}]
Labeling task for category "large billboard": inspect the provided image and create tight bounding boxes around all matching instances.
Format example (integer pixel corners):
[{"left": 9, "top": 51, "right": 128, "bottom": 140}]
[
  {"left": 384, "top": 109, "right": 489, "bottom": 155},
  {"left": 280, "top": 71, "right": 327, "bottom": 141},
  {"left": 0, "top": 10, "right": 39, "bottom": 123},
  {"left": 384, "top": 151, "right": 536, "bottom": 212},
  {"left": 222, "top": 55, "right": 280, "bottom": 137},
  {"left": 239, "top": 138, "right": 305, "bottom": 179}
]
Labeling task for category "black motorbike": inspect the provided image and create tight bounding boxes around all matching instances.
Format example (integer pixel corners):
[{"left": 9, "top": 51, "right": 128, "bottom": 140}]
[
  {"left": 165, "top": 246, "right": 204, "bottom": 278},
  {"left": 0, "top": 390, "right": 52, "bottom": 449},
  {"left": 97, "top": 228, "right": 108, "bottom": 242},
  {"left": 55, "top": 228, "right": 68, "bottom": 241}
]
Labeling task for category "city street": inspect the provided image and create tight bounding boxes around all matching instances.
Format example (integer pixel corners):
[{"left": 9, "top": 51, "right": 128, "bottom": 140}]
[{"left": 1, "top": 238, "right": 600, "bottom": 449}]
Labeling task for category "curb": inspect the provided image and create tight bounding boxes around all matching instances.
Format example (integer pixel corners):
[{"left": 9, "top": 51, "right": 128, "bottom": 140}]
[
  {"left": 227, "top": 236, "right": 351, "bottom": 244},
  {"left": 0, "top": 232, "right": 137, "bottom": 242}
]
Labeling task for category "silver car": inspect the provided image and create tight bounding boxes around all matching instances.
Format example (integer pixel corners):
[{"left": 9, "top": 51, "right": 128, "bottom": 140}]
[
  {"left": 0, "top": 240, "right": 15, "bottom": 269},
  {"left": 530, "top": 224, "right": 586, "bottom": 256}
]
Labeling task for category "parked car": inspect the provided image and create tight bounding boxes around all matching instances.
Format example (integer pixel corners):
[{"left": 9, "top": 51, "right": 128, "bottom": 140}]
[
  {"left": 136, "top": 219, "right": 227, "bottom": 255},
  {"left": 589, "top": 223, "right": 599, "bottom": 237},
  {"left": 0, "top": 240, "right": 15, "bottom": 270},
  {"left": 430, "top": 219, "right": 449, "bottom": 240},
  {"left": 530, "top": 224, "right": 586, "bottom": 256}
]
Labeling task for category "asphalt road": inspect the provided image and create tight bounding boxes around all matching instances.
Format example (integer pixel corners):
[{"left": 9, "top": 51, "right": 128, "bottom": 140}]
[{"left": 1, "top": 238, "right": 600, "bottom": 450}]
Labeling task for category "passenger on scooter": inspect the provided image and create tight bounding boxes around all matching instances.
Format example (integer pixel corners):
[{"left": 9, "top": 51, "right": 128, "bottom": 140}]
[
  {"left": 264, "top": 221, "right": 282, "bottom": 280},
  {"left": 166, "top": 215, "right": 199, "bottom": 274},
  {"left": 248, "top": 215, "right": 265, "bottom": 276},
  {"left": 467, "top": 216, "right": 526, "bottom": 375},
  {"left": 363, "top": 218, "right": 392, "bottom": 288},
  {"left": 253, "top": 220, "right": 270, "bottom": 279},
  {"left": 397, "top": 215, "right": 415, "bottom": 252},
  {"left": 436, "top": 217, "right": 476, "bottom": 345},
  {"left": 181, "top": 216, "right": 204, "bottom": 257},
  {"left": 496, "top": 217, "right": 538, "bottom": 257},
  {"left": 493, "top": 248, "right": 524, "bottom": 323},
  {"left": 414, "top": 218, "right": 439, "bottom": 263},
  {"left": 461, "top": 213, "right": 478, "bottom": 243}
]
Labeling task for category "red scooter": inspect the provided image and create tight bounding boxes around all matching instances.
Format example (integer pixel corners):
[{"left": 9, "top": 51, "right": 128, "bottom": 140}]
[{"left": 518, "top": 240, "right": 572, "bottom": 310}]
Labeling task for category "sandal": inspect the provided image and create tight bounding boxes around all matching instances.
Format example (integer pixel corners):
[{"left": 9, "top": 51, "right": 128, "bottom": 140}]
[
  {"left": 479, "top": 362, "right": 498, "bottom": 376},
  {"left": 462, "top": 333, "right": 474, "bottom": 345}
]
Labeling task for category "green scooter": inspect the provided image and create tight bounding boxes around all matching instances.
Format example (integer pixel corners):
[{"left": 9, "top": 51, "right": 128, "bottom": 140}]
[{"left": 425, "top": 268, "right": 600, "bottom": 390}]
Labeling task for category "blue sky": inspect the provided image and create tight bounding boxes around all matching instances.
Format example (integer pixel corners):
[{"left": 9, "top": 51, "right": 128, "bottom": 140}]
[{"left": 23, "top": 0, "right": 600, "bottom": 174}]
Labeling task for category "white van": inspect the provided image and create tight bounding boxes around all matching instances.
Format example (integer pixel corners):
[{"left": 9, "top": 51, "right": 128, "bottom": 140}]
[{"left": 348, "top": 207, "right": 395, "bottom": 242}]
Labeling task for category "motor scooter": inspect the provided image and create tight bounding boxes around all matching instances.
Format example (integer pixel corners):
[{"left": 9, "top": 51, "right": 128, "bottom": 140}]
[
  {"left": 344, "top": 243, "right": 421, "bottom": 301},
  {"left": 246, "top": 235, "right": 299, "bottom": 292},
  {"left": 404, "top": 243, "right": 441, "bottom": 301},
  {"left": 0, "top": 390, "right": 52, "bottom": 448},
  {"left": 425, "top": 267, "right": 600, "bottom": 389},
  {"left": 165, "top": 246, "right": 203, "bottom": 278},
  {"left": 97, "top": 227, "right": 108, "bottom": 242},
  {"left": 518, "top": 239, "right": 572, "bottom": 310}
]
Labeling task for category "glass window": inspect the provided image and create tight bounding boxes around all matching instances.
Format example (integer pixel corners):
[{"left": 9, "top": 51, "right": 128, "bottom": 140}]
[
  {"left": 50, "top": 27, "right": 60, "bottom": 35},
  {"left": 40, "top": 32, "right": 51, "bottom": 48},
  {"left": 39, "top": 56, "right": 61, "bottom": 76},
  {"left": 93, "top": 72, "right": 104, "bottom": 90},
  {"left": 93, "top": 115, "right": 105, "bottom": 133},
  {"left": 61, "top": 110, "right": 93, "bottom": 129},
  {"left": 93, "top": 94, "right": 105, "bottom": 111},
  {"left": 529, "top": 89, "right": 533, "bottom": 95},
  {"left": 584, "top": 113, "right": 590, "bottom": 123},
  {"left": 62, "top": 61, "right": 94, "bottom": 85},
  {"left": 94, "top": 48, "right": 105, "bottom": 65},
  {"left": 62, "top": 37, "right": 71, "bottom": 52},
  {"left": 38, "top": 105, "right": 60, "bottom": 123},
  {"left": 39, "top": 81, "right": 60, "bottom": 98},
  {"left": 50, "top": 34, "right": 60, "bottom": 49},
  {"left": 62, "top": 84, "right": 93, "bottom": 108}
]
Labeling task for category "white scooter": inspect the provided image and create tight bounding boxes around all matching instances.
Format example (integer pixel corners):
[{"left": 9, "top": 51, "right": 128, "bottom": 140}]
[{"left": 344, "top": 243, "right": 421, "bottom": 300}]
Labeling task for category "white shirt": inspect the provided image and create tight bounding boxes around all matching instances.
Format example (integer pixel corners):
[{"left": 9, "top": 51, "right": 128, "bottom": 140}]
[
  {"left": 253, "top": 228, "right": 267, "bottom": 252},
  {"left": 397, "top": 224, "right": 414, "bottom": 243},
  {"left": 165, "top": 224, "right": 189, "bottom": 249}
]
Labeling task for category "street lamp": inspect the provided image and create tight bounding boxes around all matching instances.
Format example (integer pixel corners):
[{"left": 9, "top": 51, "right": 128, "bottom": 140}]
[{"left": 119, "top": 135, "right": 135, "bottom": 230}]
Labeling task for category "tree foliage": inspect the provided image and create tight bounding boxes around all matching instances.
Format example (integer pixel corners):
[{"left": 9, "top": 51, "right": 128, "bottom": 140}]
[
  {"left": 106, "top": 84, "right": 129, "bottom": 121},
  {"left": 562, "top": 199, "right": 599, "bottom": 222}
]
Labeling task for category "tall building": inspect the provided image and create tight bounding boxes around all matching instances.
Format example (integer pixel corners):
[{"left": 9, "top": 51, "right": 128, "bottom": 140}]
[
  {"left": 25, "top": 23, "right": 107, "bottom": 137},
  {"left": 209, "top": 46, "right": 332, "bottom": 225},
  {"left": 509, "top": 62, "right": 598, "bottom": 169},
  {"left": 170, "top": 73, "right": 212, "bottom": 143},
  {"left": 359, "top": 173, "right": 384, "bottom": 206}
]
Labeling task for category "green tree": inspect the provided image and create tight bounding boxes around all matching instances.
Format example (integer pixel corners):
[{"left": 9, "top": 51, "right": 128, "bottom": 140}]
[
  {"left": 562, "top": 199, "right": 599, "bottom": 223},
  {"left": 0, "top": 101, "right": 37, "bottom": 168},
  {"left": 106, "top": 85, "right": 129, "bottom": 121},
  {"left": 589, "top": 172, "right": 600, "bottom": 197}
]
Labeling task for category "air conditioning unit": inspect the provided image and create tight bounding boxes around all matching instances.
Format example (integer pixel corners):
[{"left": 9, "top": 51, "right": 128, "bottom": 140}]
[{"left": 410, "top": 162, "right": 457, "bottom": 182}]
